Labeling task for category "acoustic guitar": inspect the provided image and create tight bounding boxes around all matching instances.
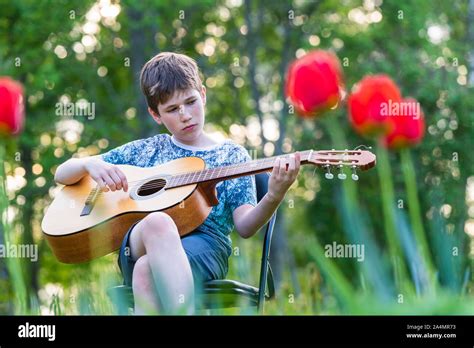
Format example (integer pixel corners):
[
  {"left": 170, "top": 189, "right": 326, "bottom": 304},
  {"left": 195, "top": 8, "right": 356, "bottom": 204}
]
[{"left": 41, "top": 149, "right": 376, "bottom": 263}]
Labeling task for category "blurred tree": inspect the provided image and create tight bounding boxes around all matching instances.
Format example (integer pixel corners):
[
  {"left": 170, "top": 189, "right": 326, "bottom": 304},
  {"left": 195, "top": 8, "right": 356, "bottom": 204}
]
[{"left": 0, "top": 0, "right": 472, "bottom": 313}]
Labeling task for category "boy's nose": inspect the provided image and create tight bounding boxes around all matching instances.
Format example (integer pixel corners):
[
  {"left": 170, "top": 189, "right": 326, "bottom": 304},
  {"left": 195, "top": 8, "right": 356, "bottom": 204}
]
[{"left": 179, "top": 106, "right": 192, "bottom": 121}]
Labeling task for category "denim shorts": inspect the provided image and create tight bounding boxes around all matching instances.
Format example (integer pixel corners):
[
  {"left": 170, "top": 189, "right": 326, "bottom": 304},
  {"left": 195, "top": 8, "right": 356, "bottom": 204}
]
[{"left": 118, "top": 221, "right": 229, "bottom": 291}]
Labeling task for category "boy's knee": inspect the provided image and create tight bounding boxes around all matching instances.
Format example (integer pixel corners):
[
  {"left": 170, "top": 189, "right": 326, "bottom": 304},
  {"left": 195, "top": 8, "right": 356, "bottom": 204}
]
[{"left": 141, "top": 212, "right": 179, "bottom": 244}]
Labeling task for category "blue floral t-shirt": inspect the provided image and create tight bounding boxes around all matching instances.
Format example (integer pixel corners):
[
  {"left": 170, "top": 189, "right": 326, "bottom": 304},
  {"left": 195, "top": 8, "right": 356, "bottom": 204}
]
[{"left": 101, "top": 133, "right": 257, "bottom": 256}]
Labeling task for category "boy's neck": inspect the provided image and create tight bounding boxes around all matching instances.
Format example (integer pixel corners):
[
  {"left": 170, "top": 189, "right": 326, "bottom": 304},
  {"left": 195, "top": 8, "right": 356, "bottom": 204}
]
[{"left": 172, "top": 132, "right": 218, "bottom": 148}]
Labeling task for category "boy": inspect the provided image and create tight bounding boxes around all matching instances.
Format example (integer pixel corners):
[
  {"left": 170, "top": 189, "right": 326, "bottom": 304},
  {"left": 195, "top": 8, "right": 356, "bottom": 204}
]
[{"left": 54, "top": 52, "right": 300, "bottom": 314}]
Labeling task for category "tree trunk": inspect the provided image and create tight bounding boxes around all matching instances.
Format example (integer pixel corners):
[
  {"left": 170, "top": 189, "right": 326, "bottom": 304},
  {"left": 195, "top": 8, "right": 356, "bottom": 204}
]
[
  {"left": 19, "top": 145, "right": 40, "bottom": 309},
  {"left": 269, "top": 3, "right": 301, "bottom": 295},
  {"left": 127, "top": 4, "right": 156, "bottom": 138},
  {"left": 243, "top": 0, "right": 298, "bottom": 293},
  {"left": 244, "top": 0, "right": 267, "bottom": 143}
]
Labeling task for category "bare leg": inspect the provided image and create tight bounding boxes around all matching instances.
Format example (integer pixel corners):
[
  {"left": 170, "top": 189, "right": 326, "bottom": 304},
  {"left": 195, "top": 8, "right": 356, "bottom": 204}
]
[
  {"left": 132, "top": 255, "right": 160, "bottom": 315},
  {"left": 129, "top": 212, "right": 195, "bottom": 314}
]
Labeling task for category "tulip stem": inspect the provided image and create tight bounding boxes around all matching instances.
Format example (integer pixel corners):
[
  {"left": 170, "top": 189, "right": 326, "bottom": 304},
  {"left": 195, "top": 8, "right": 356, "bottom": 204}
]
[
  {"left": 376, "top": 144, "right": 413, "bottom": 295},
  {"left": 323, "top": 117, "right": 357, "bottom": 202},
  {"left": 324, "top": 116, "right": 398, "bottom": 298},
  {"left": 306, "top": 235, "right": 356, "bottom": 312},
  {"left": 400, "top": 148, "right": 436, "bottom": 289},
  {"left": 0, "top": 144, "right": 27, "bottom": 313}
]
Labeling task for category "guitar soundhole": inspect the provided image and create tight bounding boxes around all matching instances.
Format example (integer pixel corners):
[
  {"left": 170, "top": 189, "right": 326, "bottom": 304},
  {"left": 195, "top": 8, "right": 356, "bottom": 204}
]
[{"left": 137, "top": 178, "right": 167, "bottom": 197}]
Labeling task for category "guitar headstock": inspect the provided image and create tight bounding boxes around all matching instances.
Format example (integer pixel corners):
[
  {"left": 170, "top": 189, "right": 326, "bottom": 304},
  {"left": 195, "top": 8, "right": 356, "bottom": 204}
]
[{"left": 307, "top": 149, "right": 376, "bottom": 181}]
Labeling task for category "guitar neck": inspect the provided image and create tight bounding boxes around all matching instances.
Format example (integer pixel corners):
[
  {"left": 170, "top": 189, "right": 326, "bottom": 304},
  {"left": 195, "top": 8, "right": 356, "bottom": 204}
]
[{"left": 166, "top": 150, "right": 314, "bottom": 189}]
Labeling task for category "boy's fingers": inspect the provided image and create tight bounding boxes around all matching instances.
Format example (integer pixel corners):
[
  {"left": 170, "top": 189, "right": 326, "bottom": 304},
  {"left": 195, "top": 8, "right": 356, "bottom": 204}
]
[
  {"left": 295, "top": 152, "right": 301, "bottom": 172},
  {"left": 289, "top": 154, "right": 295, "bottom": 173},
  {"left": 273, "top": 157, "right": 280, "bottom": 168},
  {"left": 108, "top": 170, "right": 122, "bottom": 190},
  {"left": 293, "top": 152, "right": 300, "bottom": 178},
  {"left": 95, "top": 177, "right": 108, "bottom": 192},
  {"left": 273, "top": 157, "right": 281, "bottom": 178},
  {"left": 115, "top": 168, "right": 128, "bottom": 191},
  {"left": 279, "top": 157, "right": 286, "bottom": 176},
  {"left": 103, "top": 175, "right": 116, "bottom": 191}
]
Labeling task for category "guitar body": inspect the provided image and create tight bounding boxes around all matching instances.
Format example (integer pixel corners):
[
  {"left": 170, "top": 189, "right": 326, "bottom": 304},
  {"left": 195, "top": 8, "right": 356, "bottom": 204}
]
[{"left": 42, "top": 157, "right": 214, "bottom": 264}]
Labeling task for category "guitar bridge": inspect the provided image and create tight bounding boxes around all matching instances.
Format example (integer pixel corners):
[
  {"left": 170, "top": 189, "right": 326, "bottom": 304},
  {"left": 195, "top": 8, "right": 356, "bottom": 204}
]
[{"left": 80, "top": 187, "right": 101, "bottom": 216}]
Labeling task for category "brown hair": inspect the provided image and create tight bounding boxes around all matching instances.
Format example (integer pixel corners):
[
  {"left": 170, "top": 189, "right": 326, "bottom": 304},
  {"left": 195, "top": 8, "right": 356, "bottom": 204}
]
[{"left": 140, "top": 52, "right": 203, "bottom": 113}]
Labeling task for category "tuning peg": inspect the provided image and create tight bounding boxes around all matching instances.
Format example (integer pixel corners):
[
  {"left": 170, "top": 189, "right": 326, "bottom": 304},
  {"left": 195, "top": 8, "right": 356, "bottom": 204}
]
[
  {"left": 351, "top": 166, "right": 359, "bottom": 181},
  {"left": 354, "top": 144, "right": 372, "bottom": 151},
  {"left": 337, "top": 165, "right": 346, "bottom": 180},
  {"left": 324, "top": 165, "right": 334, "bottom": 179}
]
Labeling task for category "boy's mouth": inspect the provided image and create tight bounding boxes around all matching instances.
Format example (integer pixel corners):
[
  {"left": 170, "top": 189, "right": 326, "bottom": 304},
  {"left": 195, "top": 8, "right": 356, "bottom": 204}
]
[{"left": 182, "top": 124, "right": 197, "bottom": 131}]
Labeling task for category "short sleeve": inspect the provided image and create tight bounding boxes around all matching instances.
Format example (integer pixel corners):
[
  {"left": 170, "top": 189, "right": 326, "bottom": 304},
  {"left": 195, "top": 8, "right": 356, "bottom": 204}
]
[
  {"left": 101, "top": 139, "right": 143, "bottom": 165},
  {"left": 225, "top": 145, "right": 257, "bottom": 212}
]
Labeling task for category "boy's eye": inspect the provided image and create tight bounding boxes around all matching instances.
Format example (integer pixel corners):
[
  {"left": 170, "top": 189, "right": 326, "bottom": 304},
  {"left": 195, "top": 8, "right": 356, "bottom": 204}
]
[{"left": 167, "top": 99, "right": 196, "bottom": 112}]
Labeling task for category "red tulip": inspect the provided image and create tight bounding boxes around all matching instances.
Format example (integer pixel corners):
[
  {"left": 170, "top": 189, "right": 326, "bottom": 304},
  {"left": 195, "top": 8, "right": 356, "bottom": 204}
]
[
  {"left": 285, "top": 50, "right": 344, "bottom": 117},
  {"left": 0, "top": 77, "right": 25, "bottom": 136},
  {"left": 382, "top": 98, "right": 425, "bottom": 150},
  {"left": 348, "top": 75, "right": 402, "bottom": 138}
]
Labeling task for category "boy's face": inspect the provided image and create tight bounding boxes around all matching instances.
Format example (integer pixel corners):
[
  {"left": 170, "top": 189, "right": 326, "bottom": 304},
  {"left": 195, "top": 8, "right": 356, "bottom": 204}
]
[{"left": 149, "top": 86, "right": 207, "bottom": 145}]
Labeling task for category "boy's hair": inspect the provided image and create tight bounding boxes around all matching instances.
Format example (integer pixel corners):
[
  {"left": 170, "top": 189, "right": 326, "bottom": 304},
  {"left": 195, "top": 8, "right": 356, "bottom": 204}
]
[{"left": 140, "top": 52, "right": 203, "bottom": 114}]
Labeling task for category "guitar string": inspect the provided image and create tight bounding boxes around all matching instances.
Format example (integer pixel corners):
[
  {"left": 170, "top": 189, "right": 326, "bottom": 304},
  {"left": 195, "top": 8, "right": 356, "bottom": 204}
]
[
  {"left": 103, "top": 157, "right": 361, "bottom": 191},
  {"left": 118, "top": 157, "right": 284, "bottom": 190},
  {"left": 105, "top": 149, "right": 358, "bottom": 187},
  {"left": 121, "top": 151, "right": 319, "bottom": 190},
  {"left": 112, "top": 153, "right": 305, "bottom": 188},
  {"left": 94, "top": 151, "right": 363, "bottom": 191},
  {"left": 124, "top": 162, "right": 360, "bottom": 192}
]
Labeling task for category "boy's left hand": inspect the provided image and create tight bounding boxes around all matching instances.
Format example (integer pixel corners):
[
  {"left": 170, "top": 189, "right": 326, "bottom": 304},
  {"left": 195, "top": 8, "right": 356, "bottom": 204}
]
[{"left": 267, "top": 152, "right": 301, "bottom": 203}]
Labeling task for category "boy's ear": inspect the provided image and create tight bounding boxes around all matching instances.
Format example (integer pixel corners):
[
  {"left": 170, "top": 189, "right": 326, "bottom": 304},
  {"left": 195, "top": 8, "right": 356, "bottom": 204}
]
[{"left": 148, "top": 107, "right": 162, "bottom": 124}]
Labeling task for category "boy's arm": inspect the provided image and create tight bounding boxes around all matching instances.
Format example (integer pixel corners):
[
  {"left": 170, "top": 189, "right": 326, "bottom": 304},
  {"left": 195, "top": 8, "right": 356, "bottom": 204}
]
[
  {"left": 232, "top": 152, "right": 300, "bottom": 239},
  {"left": 54, "top": 155, "right": 128, "bottom": 192}
]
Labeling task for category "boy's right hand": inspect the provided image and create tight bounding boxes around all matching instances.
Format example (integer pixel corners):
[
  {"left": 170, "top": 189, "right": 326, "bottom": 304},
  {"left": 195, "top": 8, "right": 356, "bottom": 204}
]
[{"left": 83, "top": 157, "right": 128, "bottom": 192}]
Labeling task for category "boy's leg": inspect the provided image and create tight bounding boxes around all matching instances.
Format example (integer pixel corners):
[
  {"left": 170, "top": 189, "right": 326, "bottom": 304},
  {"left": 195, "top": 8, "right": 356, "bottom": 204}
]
[
  {"left": 129, "top": 212, "right": 194, "bottom": 314},
  {"left": 131, "top": 255, "right": 160, "bottom": 314}
]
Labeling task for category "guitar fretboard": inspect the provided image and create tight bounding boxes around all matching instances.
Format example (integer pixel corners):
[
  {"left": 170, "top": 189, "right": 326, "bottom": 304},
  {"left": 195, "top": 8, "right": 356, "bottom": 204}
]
[{"left": 165, "top": 149, "right": 313, "bottom": 188}]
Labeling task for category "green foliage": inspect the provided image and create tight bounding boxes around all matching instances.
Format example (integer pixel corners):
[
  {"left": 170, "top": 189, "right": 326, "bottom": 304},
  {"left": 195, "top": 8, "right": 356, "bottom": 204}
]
[{"left": 0, "top": 0, "right": 473, "bottom": 314}]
